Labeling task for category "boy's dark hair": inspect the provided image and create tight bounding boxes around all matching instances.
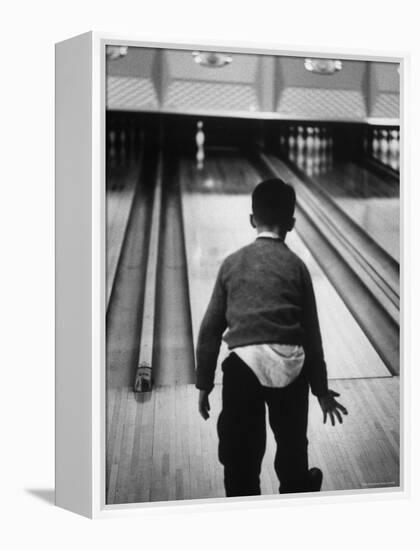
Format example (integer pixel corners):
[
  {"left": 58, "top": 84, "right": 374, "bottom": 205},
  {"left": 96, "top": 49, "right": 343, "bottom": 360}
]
[{"left": 252, "top": 178, "right": 296, "bottom": 230}]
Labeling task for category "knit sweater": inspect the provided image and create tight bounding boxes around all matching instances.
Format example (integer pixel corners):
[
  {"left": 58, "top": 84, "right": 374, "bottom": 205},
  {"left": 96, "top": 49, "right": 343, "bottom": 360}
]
[{"left": 195, "top": 237, "right": 328, "bottom": 396}]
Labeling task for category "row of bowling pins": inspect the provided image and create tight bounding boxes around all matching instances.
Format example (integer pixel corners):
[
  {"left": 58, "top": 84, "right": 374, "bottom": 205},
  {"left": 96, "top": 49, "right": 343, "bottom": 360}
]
[
  {"left": 282, "top": 125, "right": 334, "bottom": 177},
  {"left": 291, "top": 146, "right": 333, "bottom": 177},
  {"left": 107, "top": 120, "right": 206, "bottom": 171},
  {"left": 107, "top": 126, "right": 142, "bottom": 166},
  {"left": 367, "top": 128, "right": 400, "bottom": 171},
  {"left": 109, "top": 120, "right": 206, "bottom": 171},
  {"left": 281, "top": 125, "right": 333, "bottom": 157}
]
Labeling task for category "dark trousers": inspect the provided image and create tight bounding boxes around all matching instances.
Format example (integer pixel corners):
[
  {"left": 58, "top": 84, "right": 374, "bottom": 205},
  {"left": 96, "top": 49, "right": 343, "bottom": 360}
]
[{"left": 217, "top": 352, "right": 309, "bottom": 497}]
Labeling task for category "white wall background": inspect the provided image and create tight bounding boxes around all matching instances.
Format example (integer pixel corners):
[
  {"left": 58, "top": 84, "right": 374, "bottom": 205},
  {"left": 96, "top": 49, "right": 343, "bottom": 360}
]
[{"left": 1, "top": 0, "right": 419, "bottom": 547}]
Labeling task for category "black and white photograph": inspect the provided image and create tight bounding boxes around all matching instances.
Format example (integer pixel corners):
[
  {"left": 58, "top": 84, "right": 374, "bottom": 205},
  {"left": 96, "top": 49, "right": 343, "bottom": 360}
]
[{"left": 105, "top": 44, "right": 401, "bottom": 505}]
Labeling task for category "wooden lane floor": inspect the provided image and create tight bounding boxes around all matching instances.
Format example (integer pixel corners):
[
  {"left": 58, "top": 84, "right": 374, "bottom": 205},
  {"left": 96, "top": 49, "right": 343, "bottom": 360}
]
[
  {"left": 106, "top": 157, "right": 142, "bottom": 307},
  {"left": 302, "top": 161, "right": 399, "bottom": 262},
  {"left": 107, "top": 378, "right": 399, "bottom": 503},
  {"left": 179, "top": 153, "right": 391, "bottom": 381},
  {"left": 317, "top": 162, "right": 398, "bottom": 199}
]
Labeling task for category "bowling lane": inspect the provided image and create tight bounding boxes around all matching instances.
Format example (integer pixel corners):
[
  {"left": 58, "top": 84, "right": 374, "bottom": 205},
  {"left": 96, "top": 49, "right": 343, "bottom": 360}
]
[
  {"left": 179, "top": 152, "right": 390, "bottom": 382},
  {"left": 290, "top": 157, "right": 399, "bottom": 262}
]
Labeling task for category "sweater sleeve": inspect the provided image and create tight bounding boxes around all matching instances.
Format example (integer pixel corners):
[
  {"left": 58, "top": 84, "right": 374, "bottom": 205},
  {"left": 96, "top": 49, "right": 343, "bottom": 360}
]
[
  {"left": 195, "top": 263, "right": 228, "bottom": 393},
  {"left": 301, "top": 264, "right": 329, "bottom": 397}
]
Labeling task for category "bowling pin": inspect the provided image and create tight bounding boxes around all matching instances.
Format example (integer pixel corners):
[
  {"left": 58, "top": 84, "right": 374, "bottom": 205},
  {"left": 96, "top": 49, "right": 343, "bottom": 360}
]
[
  {"left": 297, "top": 126, "right": 305, "bottom": 154},
  {"left": 372, "top": 129, "right": 379, "bottom": 158},
  {"left": 380, "top": 129, "right": 389, "bottom": 155},
  {"left": 379, "top": 130, "right": 389, "bottom": 164},
  {"left": 279, "top": 130, "right": 286, "bottom": 150},
  {"left": 320, "top": 127, "right": 327, "bottom": 153},
  {"left": 313, "top": 127, "right": 321, "bottom": 175},
  {"left": 109, "top": 129, "right": 117, "bottom": 163},
  {"left": 297, "top": 149, "right": 305, "bottom": 170},
  {"left": 389, "top": 129, "right": 399, "bottom": 170},
  {"left": 305, "top": 155, "right": 314, "bottom": 177},
  {"left": 306, "top": 126, "right": 314, "bottom": 155},
  {"left": 288, "top": 126, "right": 296, "bottom": 154},
  {"left": 196, "top": 120, "right": 205, "bottom": 170},
  {"left": 313, "top": 127, "right": 321, "bottom": 153},
  {"left": 313, "top": 149, "right": 321, "bottom": 175},
  {"left": 390, "top": 130, "right": 399, "bottom": 154},
  {"left": 120, "top": 129, "right": 126, "bottom": 165}
]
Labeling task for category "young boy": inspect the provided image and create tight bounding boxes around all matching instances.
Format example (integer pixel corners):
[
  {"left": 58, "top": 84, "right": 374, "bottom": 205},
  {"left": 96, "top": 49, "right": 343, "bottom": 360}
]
[{"left": 195, "top": 178, "right": 347, "bottom": 497}]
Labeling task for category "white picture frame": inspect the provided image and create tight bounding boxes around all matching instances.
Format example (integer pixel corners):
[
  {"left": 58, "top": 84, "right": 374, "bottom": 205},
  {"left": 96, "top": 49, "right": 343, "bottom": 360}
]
[{"left": 55, "top": 31, "right": 408, "bottom": 518}]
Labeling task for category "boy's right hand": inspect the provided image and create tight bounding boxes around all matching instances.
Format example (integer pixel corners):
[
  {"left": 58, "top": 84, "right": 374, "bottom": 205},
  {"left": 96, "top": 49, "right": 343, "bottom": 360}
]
[
  {"left": 198, "top": 390, "right": 211, "bottom": 420},
  {"left": 317, "top": 389, "right": 348, "bottom": 426}
]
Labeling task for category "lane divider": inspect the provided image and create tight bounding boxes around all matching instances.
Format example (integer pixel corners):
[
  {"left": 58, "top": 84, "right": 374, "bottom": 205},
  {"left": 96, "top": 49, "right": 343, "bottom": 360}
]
[{"left": 134, "top": 152, "right": 163, "bottom": 392}]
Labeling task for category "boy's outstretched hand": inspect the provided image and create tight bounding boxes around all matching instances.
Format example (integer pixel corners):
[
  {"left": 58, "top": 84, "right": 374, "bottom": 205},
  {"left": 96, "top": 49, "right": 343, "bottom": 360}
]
[
  {"left": 198, "top": 390, "right": 211, "bottom": 420},
  {"left": 318, "top": 389, "right": 348, "bottom": 426}
]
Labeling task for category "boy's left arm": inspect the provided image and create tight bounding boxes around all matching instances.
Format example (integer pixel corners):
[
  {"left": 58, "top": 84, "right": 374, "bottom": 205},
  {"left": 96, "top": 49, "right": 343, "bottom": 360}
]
[{"left": 301, "top": 264, "right": 348, "bottom": 425}]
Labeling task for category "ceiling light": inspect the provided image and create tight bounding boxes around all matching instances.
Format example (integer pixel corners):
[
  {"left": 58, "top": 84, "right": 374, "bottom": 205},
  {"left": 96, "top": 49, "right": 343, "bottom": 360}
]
[
  {"left": 192, "top": 51, "right": 233, "bottom": 68},
  {"left": 304, "top": 58, "right": 342, "bottom": 75},
  {"left": 106, "top": 46, "right": 128, "bottom": 60}
]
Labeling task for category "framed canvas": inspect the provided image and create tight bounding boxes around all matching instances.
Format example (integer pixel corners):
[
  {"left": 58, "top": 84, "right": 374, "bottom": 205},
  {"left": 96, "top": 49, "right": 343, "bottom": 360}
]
[{"left": 55, "top": 32, "right": 408, "bottom": 518}]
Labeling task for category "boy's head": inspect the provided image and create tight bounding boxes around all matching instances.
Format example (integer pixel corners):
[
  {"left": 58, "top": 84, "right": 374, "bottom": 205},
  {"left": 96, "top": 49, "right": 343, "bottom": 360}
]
[{"left": 251, "top": 178, "right": 296, "bottom": 233}]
